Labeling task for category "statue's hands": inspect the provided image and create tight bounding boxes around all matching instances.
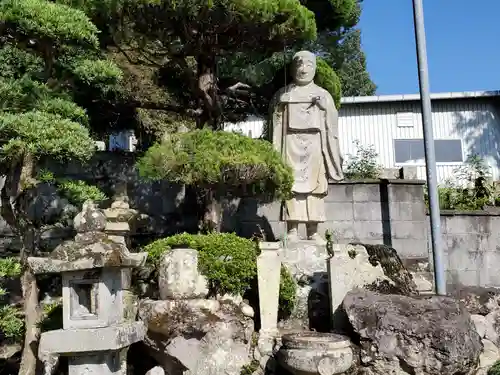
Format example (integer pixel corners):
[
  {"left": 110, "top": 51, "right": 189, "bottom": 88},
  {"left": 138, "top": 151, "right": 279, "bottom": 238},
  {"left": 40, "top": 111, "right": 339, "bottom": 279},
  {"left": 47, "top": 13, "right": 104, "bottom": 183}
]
[{"left": 313, "top": 95, "right": 327, "bottom": 110}]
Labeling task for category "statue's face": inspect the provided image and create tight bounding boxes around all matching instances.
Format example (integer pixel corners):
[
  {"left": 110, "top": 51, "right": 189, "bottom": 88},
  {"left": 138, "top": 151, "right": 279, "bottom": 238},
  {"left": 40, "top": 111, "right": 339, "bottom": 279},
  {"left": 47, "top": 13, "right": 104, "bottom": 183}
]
[{"left": 292, "top": 55, "right": 316, "bottom": 85}]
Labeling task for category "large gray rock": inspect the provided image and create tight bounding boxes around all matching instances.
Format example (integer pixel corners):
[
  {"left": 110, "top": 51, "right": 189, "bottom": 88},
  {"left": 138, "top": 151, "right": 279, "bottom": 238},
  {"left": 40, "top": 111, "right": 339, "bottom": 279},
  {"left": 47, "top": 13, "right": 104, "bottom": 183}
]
[
  {"left": 485, "top": 311, "right": 500, "bottom": 347},
  {"left": 450, "top": 285, "right": 500, "bottom": 316},
  {"left": 476, "top": 339, "right": 500, "bottom": 375},
  {"left": 139, "top": 296, "right": 254, "bottom": 375},
  {"left": 343, "top": 289, "right": 482, "bottom": 375}
]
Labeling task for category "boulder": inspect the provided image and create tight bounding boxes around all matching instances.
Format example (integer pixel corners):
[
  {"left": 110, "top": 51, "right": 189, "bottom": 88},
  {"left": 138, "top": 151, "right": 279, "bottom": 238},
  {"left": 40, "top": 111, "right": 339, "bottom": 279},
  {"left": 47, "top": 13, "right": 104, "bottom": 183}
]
[
  {"left": 472, "top": 314, "right": 488, "bottom": 338},
  {"left": 450, "top": 285, "right": 500, "bottom": 316},
  {"left": 354, "top": 243, "right": 418, "bottom": 296},
  {"left": 485, "top": 311, "right": 500, "bottom": 347},
  {"left": 475, "top": 339, "right": 500, "bottom": 375},
  {"left": 21, "top": 183, "right": 66, "bottom": 225},
  {"left": 343, "top": 289, "right": 482, "bottom": 375},
  {"left": 139, "top": 296, "right": 254, "bottom": 375}
]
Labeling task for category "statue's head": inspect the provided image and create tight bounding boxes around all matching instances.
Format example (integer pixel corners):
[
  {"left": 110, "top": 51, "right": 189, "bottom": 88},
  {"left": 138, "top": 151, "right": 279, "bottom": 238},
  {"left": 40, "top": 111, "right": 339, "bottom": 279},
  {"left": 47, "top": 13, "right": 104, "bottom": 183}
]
[{"left": 291, "top": 51, "right": 316, "bottom": 86}]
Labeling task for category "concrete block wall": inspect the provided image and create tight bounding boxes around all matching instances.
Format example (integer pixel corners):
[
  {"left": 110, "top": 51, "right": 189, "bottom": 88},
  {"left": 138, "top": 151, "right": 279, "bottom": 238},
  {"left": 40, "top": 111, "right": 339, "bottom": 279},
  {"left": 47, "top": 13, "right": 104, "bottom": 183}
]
[
  {"left": 233, "top": 180, "right": 429, "bottom": 259},
  {"left": 233, "top": 180, "right": 500, "bottom": 289},
  {"left": 437, "top": 211, "right": 500, "bottom": 288}
]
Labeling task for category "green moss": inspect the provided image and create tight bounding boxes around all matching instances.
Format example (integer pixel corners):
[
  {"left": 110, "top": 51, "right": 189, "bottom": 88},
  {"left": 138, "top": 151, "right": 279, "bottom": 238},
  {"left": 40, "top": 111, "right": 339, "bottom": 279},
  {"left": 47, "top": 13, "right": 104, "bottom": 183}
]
[
  {"left": 279, "top": 265, "right": 296, "bottom": 318},
  {"left": 240, "top": 360, "right": 260, "bottom": 375}
]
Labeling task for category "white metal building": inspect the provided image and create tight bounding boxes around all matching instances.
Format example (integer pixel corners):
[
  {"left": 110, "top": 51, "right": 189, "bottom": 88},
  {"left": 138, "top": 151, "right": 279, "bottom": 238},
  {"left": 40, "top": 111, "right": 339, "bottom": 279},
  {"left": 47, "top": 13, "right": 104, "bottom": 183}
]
[{"left": 224, "top": 90, "right": 500, "bottom": 183}]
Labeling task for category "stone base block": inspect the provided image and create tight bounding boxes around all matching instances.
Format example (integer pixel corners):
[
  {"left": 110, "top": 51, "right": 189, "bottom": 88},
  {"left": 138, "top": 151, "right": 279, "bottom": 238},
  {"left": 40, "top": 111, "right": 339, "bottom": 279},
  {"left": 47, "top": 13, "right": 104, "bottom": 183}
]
[
  {"left": 68, "top": 348, "right": 128, "bottom": 375},
  {"left": 39, "top": 322, "right": 145, "bottom": 355}
]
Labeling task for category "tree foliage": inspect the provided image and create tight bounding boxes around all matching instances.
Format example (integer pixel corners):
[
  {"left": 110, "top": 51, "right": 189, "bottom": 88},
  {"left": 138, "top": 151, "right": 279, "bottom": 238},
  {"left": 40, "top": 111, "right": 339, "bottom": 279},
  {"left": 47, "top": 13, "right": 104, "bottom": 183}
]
[
  {"left": 0, "top": 258, "right": 23, "bottom": 340},
  {"left": 137, "top": 129, "right": 294, "bottom": 231},
  {"left": 0, "top": 0, "right": 122, "bottom": 165},
  {"left": 317, "top": 28, "right": 376, "bottom": 97},
  {"left": 63, "top": 0, "right": 365, "bottom": 131},
  {"left": 0, "top": 1, "right": 122, "bottom": 373},
  {"left": 138, "top": 129, "right": 293, "bottom": 200}
]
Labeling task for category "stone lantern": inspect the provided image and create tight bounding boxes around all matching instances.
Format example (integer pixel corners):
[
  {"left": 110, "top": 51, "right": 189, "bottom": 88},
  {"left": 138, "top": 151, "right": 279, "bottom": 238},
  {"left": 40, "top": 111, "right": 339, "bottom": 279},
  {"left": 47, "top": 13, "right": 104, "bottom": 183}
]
[
  {"left": 28, "top": 201, "right": 147, "bottom": 375},
  {"left": 103, "top": 180, "right": 138, "bottom": 247}
]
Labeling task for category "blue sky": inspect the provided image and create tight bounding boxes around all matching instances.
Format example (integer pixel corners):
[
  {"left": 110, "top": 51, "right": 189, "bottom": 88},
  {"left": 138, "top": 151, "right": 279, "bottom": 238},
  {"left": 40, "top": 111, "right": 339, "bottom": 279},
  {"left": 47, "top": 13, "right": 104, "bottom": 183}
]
[{"left": 359, "top": 0, "right": 500, "bottom": 95}]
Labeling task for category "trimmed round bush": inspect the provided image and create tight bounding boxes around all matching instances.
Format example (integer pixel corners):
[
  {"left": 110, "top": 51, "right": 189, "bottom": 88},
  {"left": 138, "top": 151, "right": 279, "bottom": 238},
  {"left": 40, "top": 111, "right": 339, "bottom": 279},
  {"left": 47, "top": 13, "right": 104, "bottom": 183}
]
[{"left": 137, "top": 129, "right": 293, "bottom": 201}]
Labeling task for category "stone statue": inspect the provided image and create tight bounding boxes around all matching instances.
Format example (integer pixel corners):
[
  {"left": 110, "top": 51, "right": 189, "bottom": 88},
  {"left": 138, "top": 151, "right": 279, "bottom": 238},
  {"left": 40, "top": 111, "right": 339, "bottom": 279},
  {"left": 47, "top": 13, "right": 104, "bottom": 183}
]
[{"left": 269, "top": 51, "right": 344, "bottom": 244}]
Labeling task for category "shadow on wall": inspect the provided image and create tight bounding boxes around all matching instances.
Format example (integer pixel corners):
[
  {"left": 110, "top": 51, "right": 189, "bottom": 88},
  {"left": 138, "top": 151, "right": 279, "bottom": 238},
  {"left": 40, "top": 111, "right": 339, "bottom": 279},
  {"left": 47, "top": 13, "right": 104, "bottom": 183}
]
[
  {"left": 452, "top": 99, "right": 500, "bottom": 176},
  {"left": 221, "top": 198, "right": 277, "bottom": 241}
]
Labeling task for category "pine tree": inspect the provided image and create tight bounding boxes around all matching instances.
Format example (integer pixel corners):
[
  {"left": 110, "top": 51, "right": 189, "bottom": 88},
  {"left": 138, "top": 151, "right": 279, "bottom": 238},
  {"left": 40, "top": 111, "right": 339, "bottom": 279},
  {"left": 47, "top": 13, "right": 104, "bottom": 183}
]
[{"left": 0, "top": 1, "right": 122, "bottom": 373}]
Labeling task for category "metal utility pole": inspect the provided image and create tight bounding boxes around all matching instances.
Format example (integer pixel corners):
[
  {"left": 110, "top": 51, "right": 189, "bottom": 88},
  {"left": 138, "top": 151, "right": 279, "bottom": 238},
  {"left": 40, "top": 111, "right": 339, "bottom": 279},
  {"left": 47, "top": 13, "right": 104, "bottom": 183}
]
[{"left": 412, "top": 0, "right": 446, "bottom": 295}]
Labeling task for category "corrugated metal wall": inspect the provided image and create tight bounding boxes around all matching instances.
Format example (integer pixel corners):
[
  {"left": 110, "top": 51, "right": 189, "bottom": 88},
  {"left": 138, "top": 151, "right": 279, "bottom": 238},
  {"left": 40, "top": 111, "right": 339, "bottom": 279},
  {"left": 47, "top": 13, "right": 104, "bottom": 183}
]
[
  {"left": 223, "top": 98, "right": 500, "bottom": 183},
  {"left": 223, "top": 115, "right": 265, "bottom": 139},
  {"left": 338, "top": 98, "right": 500, "bottom": 182}
]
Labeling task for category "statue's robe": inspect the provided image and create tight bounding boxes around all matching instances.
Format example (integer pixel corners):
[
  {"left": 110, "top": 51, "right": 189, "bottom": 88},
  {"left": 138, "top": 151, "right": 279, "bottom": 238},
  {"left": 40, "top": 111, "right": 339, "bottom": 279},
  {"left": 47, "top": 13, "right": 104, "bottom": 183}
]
[{"left": 269, "top": 83, "right": 344, "bottom": 222}]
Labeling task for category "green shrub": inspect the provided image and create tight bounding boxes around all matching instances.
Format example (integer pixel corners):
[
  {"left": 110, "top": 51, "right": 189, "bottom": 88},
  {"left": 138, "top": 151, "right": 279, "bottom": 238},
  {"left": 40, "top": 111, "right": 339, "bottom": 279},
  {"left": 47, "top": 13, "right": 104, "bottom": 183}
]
[
  {"left": 343, "top": 140, "right": 381, "bottom": 180},
  {"left": 0, "top": 257, "right": 21, "bottom": 279},
  {"left": 279, "top": 265, "right": 296, "bottom": 318},
  {"left": 56, "top": 179, "right": 107, "bottom": 206},
  {"left": 36, "top": 170, "right": 107, "bottom": 207},
  {"left": 37, "top": 168, "right": 56, "bottom": 183},
  {"left": 0, "top": 305, "right": 24, "bottom": 339},
  {"left": 144, "top": 233, "right": 296, "bottom": 315},
  {"left": 145, "top": 232, "right": 257, "bottom": 297},
  {"left": 0, "top": 258, "right": 23, "bottom": 340},
  {"left": 425, "top": 155, "right": 498, "bottom": 211},
  {"left": 137, "top": 129, "right": 293, "bottom": 201},
  {"left": 488, "top": 361, "right": 500, "bottom": 375}
]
